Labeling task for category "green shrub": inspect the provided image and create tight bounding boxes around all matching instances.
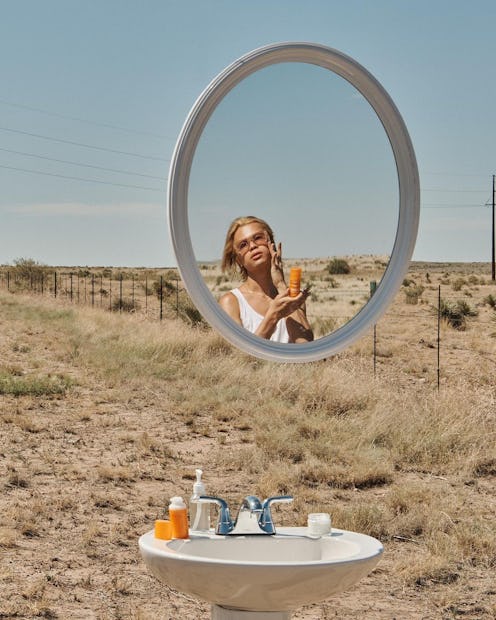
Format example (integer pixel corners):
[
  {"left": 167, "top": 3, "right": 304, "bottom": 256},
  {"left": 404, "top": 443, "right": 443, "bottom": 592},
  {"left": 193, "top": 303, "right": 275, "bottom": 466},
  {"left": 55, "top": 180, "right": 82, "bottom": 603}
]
[
  {"left": 112, "top": 297, "right": 139, "bottom": 313},
  {"left": 328, "top": 258, "right": 351, "bottom": 275},
  {"left": 175, "top": 296, "right": 207, "bottom": 327},
  {"left": 437, "top": 299, "right": 478, "bottom": 330},
  {"left": 152, "top": 279, "right": 176, "bottom": 299},
  {"left": 404, "top": 285, "right": 425, "bottom": 305},
  {"left": 0, "top": 372, "right": 73, "bottom": 396},
  {"left": 9, "top": 258, "right": 49, "bottom": 291},
  {"left": 452, "top": 278, "right": 467, "bottom": 292},
  {"left": 11, "top": 257, "right": 48, "bottom": 279},
  {"left": 483, "top": 294, "right": 496, "bottom": 308}
]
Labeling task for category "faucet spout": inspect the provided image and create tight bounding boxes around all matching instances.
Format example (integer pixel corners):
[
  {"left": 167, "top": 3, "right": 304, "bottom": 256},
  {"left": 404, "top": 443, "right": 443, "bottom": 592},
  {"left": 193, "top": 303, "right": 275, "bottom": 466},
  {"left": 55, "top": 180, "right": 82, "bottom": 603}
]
[
  {"left": 199, "top": 493, "right": 293, "bottom": 536},
  {"left": 231, "top": 496, "right": 263, "bottom": 535}
]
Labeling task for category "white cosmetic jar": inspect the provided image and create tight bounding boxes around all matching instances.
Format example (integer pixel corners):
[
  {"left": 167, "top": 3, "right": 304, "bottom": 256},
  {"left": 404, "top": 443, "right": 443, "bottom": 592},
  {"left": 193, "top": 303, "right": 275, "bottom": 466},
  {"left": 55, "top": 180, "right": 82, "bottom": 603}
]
[{"left": 307, "top": 513, "right": 331, "bottom": 537}]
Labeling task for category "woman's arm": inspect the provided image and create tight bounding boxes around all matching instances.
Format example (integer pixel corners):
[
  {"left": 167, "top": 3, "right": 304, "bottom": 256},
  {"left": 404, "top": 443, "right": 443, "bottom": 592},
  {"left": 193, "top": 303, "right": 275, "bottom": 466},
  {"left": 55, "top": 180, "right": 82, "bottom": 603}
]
[
  {"left": 267, "top": 242, "right": 313, "bottom": 341},
  {"left": 262, "top": 289, "right": 313, "bottom": 343},
  {"left": 220, "top": 290, "right": 288, "bottom": 340},
  {"left": 219, "top": 288, "right": 313, "bottom": 342},
  {"left": 286, "top": 297, "right": 314, "bottom": 343}
]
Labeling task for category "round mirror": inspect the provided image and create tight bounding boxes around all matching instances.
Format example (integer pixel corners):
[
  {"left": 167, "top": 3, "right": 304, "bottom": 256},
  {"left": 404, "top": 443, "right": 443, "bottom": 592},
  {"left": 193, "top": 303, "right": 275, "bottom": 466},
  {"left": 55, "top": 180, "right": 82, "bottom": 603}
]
[
  {"left": 188, "top": 62, "right": 398, "bottom": 338},
  {"left": 168, "top": 42, "right": 419, "bottom": 362}
]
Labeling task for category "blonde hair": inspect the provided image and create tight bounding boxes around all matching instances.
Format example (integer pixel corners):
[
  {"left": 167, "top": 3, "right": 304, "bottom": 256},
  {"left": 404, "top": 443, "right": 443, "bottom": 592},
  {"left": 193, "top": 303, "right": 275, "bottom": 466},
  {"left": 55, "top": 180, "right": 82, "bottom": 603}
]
[{"left": 221, "top": 216, "right": 275, "bottom": 280}]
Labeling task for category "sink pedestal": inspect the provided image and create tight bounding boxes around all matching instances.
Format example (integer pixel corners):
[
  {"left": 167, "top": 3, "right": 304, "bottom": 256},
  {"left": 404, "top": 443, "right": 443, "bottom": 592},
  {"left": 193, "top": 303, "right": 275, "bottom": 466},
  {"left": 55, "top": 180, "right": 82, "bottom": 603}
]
[{"left": 212, "top": 606, "right": 290, "bottom": 620}]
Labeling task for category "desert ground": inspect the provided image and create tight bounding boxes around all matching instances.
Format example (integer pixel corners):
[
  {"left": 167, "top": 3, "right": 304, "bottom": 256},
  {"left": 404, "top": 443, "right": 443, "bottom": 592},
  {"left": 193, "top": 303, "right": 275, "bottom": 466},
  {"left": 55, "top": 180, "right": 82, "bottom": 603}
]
[{"left": 0, "top": 259, "right": 495, "bottom": 619}]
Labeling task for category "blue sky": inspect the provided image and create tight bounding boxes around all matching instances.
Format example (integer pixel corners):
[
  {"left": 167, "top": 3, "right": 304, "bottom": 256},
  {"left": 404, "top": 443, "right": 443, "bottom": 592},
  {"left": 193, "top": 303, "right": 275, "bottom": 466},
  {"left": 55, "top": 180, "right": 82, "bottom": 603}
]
[{"left": 1, "top": 0, "right": 495, "bottom": 266}]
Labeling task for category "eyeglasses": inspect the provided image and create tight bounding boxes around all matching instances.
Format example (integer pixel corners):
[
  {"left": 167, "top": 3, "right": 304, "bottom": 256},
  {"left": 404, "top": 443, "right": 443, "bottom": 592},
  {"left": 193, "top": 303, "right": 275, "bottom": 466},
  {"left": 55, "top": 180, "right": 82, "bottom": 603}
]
[{"left": 235, "top": 231, "right": 269, "bottom": 255}]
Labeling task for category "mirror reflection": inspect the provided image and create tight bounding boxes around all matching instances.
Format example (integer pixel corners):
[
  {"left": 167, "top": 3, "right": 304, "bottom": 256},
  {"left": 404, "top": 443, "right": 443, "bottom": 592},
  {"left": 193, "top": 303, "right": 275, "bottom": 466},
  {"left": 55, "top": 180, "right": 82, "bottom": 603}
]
[
  {"left": 219, "top": 216, "right": 314, "bottom": 343},
  {"left": 189, "top": 62, "right": 398, "bottom": 338}
]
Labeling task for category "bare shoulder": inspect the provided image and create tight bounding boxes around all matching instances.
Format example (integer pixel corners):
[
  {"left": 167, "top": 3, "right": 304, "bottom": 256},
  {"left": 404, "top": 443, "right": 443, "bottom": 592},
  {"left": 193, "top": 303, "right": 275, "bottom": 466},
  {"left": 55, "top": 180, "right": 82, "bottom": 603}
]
[{"left": 219, "top": 291, "right": 241, "bottom": 322}]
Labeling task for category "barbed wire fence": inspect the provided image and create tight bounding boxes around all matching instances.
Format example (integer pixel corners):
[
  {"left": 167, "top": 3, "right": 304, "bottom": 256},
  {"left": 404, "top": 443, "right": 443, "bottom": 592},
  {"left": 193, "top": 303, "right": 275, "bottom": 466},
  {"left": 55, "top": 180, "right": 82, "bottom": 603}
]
[
  {"left": 372, "top": 280, "right": 496, "bottom": 390},
  {"left": 0, "top": 267, "right": 195, "bottom": 324},
  {"left": 1, "top": 267, "right": 495, "bottom": 389}
]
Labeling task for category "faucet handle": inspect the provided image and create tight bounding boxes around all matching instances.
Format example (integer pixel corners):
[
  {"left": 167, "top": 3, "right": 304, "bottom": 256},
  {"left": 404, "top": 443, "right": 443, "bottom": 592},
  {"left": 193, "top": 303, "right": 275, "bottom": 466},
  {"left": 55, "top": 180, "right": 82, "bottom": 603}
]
[
  {"left": 260, "top": 495, "right": 294, "bottom": 534},
  {"left": 199, "top": 496, "right": 233, "bottom": 535}
]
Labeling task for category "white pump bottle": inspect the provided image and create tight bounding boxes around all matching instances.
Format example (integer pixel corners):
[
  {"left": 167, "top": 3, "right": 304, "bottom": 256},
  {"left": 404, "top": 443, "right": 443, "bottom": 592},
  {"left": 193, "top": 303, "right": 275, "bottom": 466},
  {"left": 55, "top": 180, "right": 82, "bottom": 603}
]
[{"left": 189, "top": 469, "right": 210, "bottom": 532}]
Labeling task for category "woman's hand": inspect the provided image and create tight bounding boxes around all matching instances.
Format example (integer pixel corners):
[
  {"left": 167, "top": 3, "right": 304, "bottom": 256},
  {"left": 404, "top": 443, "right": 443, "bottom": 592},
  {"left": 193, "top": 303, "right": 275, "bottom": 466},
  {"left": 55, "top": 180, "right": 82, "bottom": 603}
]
[
  {"left": 269, "top": 241, "right": 287, "bottom": 294},
  {"left": 268, "top": 288, "right": 310, "bottom": 321}
]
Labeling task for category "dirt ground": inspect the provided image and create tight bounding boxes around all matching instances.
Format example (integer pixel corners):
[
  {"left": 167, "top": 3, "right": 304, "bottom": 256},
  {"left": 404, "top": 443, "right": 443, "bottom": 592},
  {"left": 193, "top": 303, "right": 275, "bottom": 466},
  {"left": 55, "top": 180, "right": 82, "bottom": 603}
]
[{"left": 1, "top": 262, "right": 495, "bottom": 619}]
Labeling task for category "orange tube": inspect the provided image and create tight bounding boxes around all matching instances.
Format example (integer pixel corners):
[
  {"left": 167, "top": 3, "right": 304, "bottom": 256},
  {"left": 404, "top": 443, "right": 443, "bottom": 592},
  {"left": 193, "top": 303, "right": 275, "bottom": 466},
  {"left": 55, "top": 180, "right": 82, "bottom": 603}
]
[{"left": 289, "top": 267, "right": 302, "bottom": 297}]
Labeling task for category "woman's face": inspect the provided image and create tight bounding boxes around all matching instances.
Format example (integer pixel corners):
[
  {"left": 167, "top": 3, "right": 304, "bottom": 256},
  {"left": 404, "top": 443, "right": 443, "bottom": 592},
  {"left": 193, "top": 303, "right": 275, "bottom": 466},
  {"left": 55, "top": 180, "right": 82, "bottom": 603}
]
[{"left": 233, "top": 222, "right": 271, "bottom": 272}]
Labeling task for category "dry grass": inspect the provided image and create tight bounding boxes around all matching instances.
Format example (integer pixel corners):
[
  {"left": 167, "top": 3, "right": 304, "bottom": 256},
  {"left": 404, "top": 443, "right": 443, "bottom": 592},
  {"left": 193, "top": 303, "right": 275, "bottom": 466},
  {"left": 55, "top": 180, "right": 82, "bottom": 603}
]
[{"left": 0, "top": 260, "right": 495, "bottom": 618}]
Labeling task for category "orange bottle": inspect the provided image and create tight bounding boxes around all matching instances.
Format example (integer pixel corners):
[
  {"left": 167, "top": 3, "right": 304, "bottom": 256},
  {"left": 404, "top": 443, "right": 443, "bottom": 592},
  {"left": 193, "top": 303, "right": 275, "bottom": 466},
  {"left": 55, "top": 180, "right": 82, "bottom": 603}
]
[
  {"left": 169, "top": 496, "right": 189, "bottom": 539},
  {"left": 289, "top": 267, "right": 302, "bottom": 297}
]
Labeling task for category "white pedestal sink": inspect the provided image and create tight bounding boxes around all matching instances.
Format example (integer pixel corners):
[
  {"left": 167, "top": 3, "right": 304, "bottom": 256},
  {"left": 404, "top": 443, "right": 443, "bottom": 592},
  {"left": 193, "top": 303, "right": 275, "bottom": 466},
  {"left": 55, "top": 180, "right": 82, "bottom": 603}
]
[{"left": 139, "top": 527, "right": 383, "bottom": 619}]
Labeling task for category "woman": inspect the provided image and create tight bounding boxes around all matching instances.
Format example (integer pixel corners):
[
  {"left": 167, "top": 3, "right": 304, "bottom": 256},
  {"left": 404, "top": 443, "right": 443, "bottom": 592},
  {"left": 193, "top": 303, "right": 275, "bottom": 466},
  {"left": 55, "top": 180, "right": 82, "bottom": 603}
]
[{"left": 219, "top": 216, "right": 313, "bottom": 343}]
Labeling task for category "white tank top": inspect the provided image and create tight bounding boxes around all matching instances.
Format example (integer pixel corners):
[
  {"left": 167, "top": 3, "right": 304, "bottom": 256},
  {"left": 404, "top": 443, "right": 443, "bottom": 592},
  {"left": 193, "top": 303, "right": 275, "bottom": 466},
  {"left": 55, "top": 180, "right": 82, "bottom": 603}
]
[{"left": 231, "top": 288, "right": 289, "bottom": 343}]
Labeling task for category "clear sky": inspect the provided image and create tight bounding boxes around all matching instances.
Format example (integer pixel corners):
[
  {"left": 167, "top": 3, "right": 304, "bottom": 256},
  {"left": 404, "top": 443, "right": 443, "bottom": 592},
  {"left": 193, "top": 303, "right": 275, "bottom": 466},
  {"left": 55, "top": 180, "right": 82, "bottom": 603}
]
[{"left": 1, "top": 0, "right": 495, "bottom": 267}]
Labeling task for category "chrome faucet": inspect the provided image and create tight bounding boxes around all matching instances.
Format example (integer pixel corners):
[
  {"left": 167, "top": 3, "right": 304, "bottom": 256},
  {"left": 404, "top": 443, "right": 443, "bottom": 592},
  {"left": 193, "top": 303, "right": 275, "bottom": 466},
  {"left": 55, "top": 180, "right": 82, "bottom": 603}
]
[{"left": 199, "top": 494, "right": 293, "bottom": 535}]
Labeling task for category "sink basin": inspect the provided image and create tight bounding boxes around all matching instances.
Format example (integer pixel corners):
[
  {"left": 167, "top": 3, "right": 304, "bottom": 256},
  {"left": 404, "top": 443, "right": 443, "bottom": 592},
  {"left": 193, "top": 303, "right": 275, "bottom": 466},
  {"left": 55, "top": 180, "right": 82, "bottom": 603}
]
[{"left": 139, "top": 527, "right": 383, "bottom": 613}]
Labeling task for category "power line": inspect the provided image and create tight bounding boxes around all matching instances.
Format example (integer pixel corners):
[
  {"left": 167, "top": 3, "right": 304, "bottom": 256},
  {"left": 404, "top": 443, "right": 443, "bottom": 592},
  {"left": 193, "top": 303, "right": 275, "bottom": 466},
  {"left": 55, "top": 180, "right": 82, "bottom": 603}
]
[
  {"left": 422, "top": 171, "right": 490, "bottom": 178},
  {"left": 0, "top": 98, "right": 171, "bottom": 140},
  {"left": 0, "top": 126, "right": 169, "bottom": 162},
  {"left": 422, "top": 188, "right": 489, "bottom": 193},
  {"left": 0, "top": 163, "right": 165, "bottom": 191},
  {"left": 422, "top": 204, "right": 488, "bottom": 208},
  {"left": 0, "top": 147, "right": 165, "bottom": 180}
]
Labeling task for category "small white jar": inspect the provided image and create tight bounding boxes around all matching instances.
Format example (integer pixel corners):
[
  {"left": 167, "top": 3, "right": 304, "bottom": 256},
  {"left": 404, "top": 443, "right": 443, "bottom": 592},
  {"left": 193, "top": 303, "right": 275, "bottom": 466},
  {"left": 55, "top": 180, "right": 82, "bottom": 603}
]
[{"left": 307, "top": 512, "right": 331, "bottom": 537}]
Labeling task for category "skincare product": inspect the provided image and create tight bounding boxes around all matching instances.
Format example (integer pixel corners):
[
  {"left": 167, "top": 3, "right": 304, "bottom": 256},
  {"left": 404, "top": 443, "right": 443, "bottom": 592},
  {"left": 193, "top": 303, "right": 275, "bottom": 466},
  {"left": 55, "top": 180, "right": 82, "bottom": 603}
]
[
  {"left": 289, "top": 267, "right": 302, "bottom": 297},
  {"left": 154, "top": 519, "right": 172, "bottom": 540},
  {"left": 190, "top": 469, "right": 210, "bottom": 532},
  {"left": 307, "top": 512, "right": 331, "bottom": 537},
  {"left": 169, "top": 496, "right": 189, "bottom": 539}
]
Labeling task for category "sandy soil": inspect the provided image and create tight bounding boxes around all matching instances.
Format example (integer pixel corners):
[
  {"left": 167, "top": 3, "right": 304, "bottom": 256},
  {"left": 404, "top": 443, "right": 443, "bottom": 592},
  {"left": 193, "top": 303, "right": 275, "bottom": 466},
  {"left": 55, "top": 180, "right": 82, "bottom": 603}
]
[{"left": 1, "top": 261, "right": 495, "bottom": 619}]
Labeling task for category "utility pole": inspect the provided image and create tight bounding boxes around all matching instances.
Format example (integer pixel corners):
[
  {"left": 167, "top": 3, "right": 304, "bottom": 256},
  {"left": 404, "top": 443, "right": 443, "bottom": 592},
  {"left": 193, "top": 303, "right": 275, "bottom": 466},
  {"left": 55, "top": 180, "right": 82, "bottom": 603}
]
[{"left": 492, "top": 174, "right": 495, "bottom": 281}]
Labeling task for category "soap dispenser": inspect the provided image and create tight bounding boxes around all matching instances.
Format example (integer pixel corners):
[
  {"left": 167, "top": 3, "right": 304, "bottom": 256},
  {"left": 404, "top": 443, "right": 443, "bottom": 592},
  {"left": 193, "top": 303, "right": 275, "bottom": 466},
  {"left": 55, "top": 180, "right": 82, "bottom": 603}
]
[{"left": 189, "top": 469, "right": 210, "bottom": 532}]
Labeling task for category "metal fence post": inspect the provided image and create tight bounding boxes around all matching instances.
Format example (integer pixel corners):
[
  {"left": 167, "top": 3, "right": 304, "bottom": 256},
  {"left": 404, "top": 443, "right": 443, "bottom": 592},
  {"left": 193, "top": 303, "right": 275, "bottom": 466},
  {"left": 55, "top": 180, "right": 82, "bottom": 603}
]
[
  {"left": 370, "top": 281, "right": 377, "bottom": 375},
  {"left": 437, "top": 285, "right": 441, "bottom": 391},
  {"left": 175, "top": 278, "right": 179, "bottom": 318},
  {"left": 160, "top": 275, "right": 163, "bottom": 321}
]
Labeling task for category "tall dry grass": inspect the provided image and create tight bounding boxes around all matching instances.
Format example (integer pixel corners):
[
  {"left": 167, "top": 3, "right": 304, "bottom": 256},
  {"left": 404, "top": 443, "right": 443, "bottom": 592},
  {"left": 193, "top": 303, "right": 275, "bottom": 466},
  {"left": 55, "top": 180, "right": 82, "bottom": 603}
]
[{"left": 1, "top": 274, "right": 495, "bottom": 618}]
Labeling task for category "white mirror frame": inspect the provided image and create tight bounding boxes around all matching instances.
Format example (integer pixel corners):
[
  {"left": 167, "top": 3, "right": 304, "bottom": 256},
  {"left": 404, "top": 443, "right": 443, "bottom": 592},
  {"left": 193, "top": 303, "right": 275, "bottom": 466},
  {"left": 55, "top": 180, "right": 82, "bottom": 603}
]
[{"left": 168, "top": 42, "right": 420, "bottom": 363}]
